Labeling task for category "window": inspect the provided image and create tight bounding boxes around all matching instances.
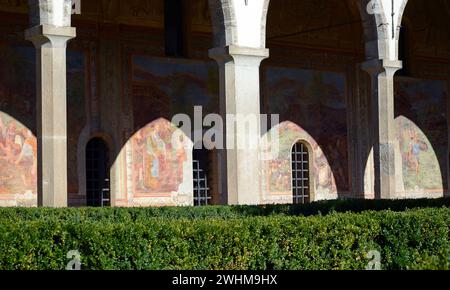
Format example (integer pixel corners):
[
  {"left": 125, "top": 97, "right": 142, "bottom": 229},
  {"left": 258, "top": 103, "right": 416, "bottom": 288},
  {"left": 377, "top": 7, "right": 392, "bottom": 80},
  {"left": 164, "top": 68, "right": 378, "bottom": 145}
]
[
  {"left": 398, "top": 24, "right": 410, "bottom": 76},
  {"left": 164, "top": 0, "right": 185, "bottom": 57},
  {"left": 193, "top": 148, "right": 211, "bottom": 206},
  {"left": 291, "top": 142, "right": 310, "bottom": 204},
  {"left": 86, "top": 138, "right": 110, "bottom": 207}
]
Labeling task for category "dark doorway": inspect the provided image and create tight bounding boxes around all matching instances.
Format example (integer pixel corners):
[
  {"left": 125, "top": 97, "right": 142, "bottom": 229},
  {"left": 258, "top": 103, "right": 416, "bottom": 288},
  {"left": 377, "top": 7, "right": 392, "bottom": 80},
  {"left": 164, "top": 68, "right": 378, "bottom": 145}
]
[{"left": 86, "top": 138, "right": 110, "bottom": 207}]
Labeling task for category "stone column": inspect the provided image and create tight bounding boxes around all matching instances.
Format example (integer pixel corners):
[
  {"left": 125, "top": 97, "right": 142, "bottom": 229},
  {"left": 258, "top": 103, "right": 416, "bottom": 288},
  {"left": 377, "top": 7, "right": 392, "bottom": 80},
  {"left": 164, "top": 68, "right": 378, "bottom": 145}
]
[
  {"left": 26, "top": 0, "right": 76, "bottom": 207},
  {"left": 209, "top": 45, "right": 269, "bottom": 205},
  {"left": 362, "top": 59, "right": 402, "bottom": 199}
]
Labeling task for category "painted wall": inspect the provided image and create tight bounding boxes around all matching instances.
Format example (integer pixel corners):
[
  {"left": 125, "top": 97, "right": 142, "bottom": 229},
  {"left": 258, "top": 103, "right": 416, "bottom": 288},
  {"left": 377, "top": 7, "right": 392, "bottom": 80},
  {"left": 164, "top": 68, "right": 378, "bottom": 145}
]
[
  {"left": 262, "top": 66, "right": 349, "bottom": 203},
  {"left": 0, "top": 43, "right": 87, "bottom": 206},
  {"left": 394, "top": 77, "right": 448, "bottom": 198},
  {"left": 115, "top": 55, "right": 219, "bottom": 206}
]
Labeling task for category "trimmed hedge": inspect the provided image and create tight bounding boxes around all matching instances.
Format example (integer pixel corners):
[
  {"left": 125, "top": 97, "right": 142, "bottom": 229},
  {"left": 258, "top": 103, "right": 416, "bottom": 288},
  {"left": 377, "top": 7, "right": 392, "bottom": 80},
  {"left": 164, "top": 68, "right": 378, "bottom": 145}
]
[
  {"left": 0, "top": 207, "right": 449, "bottom": 270},
  {"left": 0, "top": 197, "right": 449, "bottom": 222}
]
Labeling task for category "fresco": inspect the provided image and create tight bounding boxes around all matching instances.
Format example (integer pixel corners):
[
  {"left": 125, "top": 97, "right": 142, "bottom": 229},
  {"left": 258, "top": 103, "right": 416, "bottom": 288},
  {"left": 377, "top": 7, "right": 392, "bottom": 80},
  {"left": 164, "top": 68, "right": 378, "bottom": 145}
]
[
  {"left": 128, "top": 118, "right": 193, "bottom": 204},
  {"left": 263, "top": 66, "right": 349, "bottom": 193},
  {"left": 395, "top": 78, "right": 448, "bottom": 193},
  {"left": 124, "top": 56, "right": 219, "bottom": 205},
  {"left": 0, "top": 45, "right": 36, "bottom": 205},
  {"left": 131, "top": 55, "right": 219, "bottom": 129},
  {"left": 261, "top": 121, "right": 338, "bottom": 204},
  {"left": 0, "top": 44, "right": 87, "bottom": 205}
]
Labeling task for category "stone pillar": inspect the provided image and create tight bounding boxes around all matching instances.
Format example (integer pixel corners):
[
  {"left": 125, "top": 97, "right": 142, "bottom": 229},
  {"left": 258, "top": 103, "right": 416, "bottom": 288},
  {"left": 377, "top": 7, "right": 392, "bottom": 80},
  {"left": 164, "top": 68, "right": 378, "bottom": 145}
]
[
  {"left": 26, "top": 0, "right": 76, "bottom": 207},
  {"left": 362, "top": 59, "right": 402, "bottom": 199},
  {"left": 209, "top": 45, "right": 269, "bottom": 205}
]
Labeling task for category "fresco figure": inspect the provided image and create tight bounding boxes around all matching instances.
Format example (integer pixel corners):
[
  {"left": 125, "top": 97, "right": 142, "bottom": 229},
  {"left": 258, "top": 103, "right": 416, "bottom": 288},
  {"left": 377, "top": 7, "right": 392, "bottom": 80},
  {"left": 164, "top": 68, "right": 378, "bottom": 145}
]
[{"left": 131, "top": 119, "right": 190, "bottom": 196}]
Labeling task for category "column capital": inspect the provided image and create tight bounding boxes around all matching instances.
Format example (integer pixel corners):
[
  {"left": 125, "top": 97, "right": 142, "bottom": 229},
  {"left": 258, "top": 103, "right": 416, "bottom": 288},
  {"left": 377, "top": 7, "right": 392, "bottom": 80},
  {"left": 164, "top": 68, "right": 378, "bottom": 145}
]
[
  {"left": 25, "top": 24, "right": 76, "bottom": 48},
  {"left": 209, "top": 45, "right": 270, "bottom": 65},
  {"left": 361, "top": 58, "right": 403, "bottom": 77}
]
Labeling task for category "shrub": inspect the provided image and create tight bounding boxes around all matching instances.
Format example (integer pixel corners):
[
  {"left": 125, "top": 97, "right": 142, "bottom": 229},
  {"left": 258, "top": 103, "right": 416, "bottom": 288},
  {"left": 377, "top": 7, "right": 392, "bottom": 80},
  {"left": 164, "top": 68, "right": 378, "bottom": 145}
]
[
  {"left": 0, "top": 197, "right": 449, "bottom": 222},
  {"left": 0, "top": 207, "right": 448, "bottom": 270}
]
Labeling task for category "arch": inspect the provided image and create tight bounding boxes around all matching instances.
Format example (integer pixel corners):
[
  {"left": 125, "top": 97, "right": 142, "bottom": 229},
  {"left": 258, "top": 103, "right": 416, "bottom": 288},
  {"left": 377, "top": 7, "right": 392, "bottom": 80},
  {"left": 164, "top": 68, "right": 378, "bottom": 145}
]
[
  {"left": 357, "top": 0, "right": 409, "bottom": 61},
  {"left": 208, "top": 0, "right": 270, "bottom": 48},
  {"left": 76, "top": 126, "right": 116, "bottom": 206},
  {"left": 208, "top": 0, "right": 238, "bottom": 47}
]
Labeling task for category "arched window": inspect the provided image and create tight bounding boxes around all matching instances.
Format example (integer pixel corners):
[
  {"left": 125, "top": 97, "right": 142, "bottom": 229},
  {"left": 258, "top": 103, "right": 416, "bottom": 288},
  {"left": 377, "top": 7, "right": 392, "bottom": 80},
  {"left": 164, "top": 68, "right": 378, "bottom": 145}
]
[
  {"left": 291, "top": 141, "right": 310, "bottom": 204},
  {"left": 193, "top": 148, "right": 212, "bottom": 206},
  {"left": 86, "top": 138, "right": 110, "bottom": 207}
]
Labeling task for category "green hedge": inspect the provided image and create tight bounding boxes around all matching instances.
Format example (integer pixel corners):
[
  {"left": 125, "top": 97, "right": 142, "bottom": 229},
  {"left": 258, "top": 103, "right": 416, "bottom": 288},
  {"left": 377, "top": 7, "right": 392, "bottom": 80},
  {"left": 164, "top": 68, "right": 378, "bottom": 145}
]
[
  {"left": 0, "top": 197, "right": 449, "bottom": 222},
  {"left": 0, "top": 208, "right": 449, "bottom": 270}
]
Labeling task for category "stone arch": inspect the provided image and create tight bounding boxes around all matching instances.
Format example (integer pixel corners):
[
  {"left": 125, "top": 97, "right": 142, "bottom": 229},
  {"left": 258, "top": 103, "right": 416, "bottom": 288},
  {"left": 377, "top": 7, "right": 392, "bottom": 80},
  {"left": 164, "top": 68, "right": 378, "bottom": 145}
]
[
  {"left": 357, "top": 0, "right": 409, "bottom": 60},
  {"left": 208, "top": 0, "right": 238, "bottom": 47},
  {"left": 208, "top": 0, "right": 271, "bottom": 48}
]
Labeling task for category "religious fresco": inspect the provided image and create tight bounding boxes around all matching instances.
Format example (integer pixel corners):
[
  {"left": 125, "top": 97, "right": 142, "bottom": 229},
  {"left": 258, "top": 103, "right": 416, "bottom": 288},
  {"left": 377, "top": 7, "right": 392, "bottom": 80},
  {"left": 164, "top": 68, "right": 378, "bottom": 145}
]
[
  {"left": 0, "top": 45, "right": 36, "bottom": 205},
  {"left": 0, "top": 44, "right": 87, "bottom": 205},
  {"left": 395, "top": 77, "right": 448, "bottom": 194},
  {"left": 125, "top": 118, "right": 193, "bottom": 205},
  {"left": 263, "top": 66, "right": 349, "bottom": 193},
  {"left": 126, "top": 55, "right": 218, "bottom": 205},
  {"left": 0, "top": 114, "right": 37, "bottom": 203},
  {"left": 261, "top": 121, "right": 338, "bottom": 204}
]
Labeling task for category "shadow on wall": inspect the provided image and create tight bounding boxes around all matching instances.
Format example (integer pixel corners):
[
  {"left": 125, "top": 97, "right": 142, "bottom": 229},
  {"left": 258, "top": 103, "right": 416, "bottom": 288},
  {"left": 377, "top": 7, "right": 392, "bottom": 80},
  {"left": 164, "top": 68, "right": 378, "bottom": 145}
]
[
  {"left": 394, "top": 77, "right": 448, "bottom": 198},
  {"left": 361, "top": 77, "right": 448, "bottom": 199},
  {"left": 262, "top": 66, "right": 351, "bottom": 200},
  {"left": 0, "top": 41, "right": 221, "bottom": 207},
  {"left": 0, "top": 42, "right": 92, "bottom": 207},
  {"left": 261, "top": 121, "right": 339, "bottom": 205},
  {"left": 111, "top": 55, "right": 220, "bottom": 207},
  {"left": 0, "top": 44, "right": 37, "bottom": 206}
]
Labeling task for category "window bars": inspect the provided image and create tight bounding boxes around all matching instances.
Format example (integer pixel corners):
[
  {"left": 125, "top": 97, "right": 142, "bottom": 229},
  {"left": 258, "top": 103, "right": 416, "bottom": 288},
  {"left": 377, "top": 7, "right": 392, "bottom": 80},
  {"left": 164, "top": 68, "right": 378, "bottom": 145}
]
[
  {"left": 193, "top": 159, "right": 211, "bottom": 206},
  {"left": 291, "top": 142, "right": 310, "bottom": 204}
]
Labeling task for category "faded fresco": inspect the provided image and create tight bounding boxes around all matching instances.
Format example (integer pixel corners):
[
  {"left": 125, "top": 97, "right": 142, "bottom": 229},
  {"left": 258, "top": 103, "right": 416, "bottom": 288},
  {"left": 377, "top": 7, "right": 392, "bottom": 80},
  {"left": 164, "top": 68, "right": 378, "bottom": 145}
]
[
  {"left": 0, "top": 44, "right": 86, "bottom": 205},
  {"left": 263, "top": 67, "right": 349, "bottom": 195},
  {"left": 261, "top": 121, "right": 338, "bottom": 204},
  {"left": 125, "top": 118, "right": 193, "bottom": 206},
  {"left": 0, "top": 45, "right": 36, "bottom": 205},
  {"left": 395, "top": 77, "right": 448, "bottom": 196},
  {"left": 123, "top": 56, "right": 218, "bottom": 205}
]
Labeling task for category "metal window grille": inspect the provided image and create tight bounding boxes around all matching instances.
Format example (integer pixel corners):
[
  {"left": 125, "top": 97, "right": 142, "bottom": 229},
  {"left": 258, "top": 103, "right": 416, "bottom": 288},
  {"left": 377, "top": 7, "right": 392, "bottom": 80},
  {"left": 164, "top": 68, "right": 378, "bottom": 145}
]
[
  {"left": 193, "top": 158, "right": 211, "bottom": 206},
  {"left": 292, "top": 142, "right": 310, "bottom": 204},
  {"left": 86, "top": 139, "right": 110, "bottom": 207}
]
